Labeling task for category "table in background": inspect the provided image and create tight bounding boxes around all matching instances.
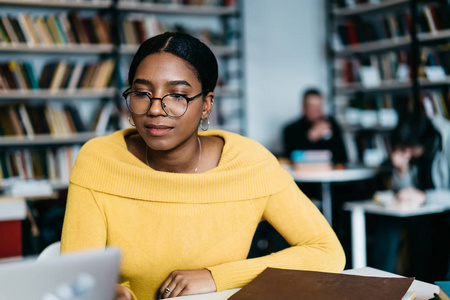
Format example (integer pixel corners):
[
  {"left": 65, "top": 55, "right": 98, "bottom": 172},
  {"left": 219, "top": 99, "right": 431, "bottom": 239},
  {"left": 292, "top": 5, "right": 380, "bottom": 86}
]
[
  {"left": 343, "top": 200, "right": 450, "bottom": 269},
  {"left": 288, "top": 167, "right": 377, "bottom": 224},
  {"left": 172, "top": 267, "right": 439, "bottom": 300},
  {"left": 0, "top": 196, "right": 26, "bottom": 258}
]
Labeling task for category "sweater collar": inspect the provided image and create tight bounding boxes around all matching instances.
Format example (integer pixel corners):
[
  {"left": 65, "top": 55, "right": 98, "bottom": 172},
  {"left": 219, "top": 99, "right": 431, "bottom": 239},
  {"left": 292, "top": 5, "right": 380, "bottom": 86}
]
[{"left": 70, "top": 129, "right": 293, "bottom": 203}]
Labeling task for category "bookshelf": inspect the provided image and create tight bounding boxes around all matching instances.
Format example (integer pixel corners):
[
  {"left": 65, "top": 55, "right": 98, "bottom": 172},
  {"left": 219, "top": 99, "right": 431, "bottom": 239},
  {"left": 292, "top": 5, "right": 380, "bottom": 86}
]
[
  {"left": 328, "top": 0, "right": 450, "bottom": 165},
  {"left": 0, "top": 0, "right": 245, "bottom": 193}
]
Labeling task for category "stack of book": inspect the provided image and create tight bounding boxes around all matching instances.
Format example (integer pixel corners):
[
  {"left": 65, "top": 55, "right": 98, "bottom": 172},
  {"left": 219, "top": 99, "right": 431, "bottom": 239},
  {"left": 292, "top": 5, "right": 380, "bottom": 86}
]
[
  {"left": 290, "top": 150, "right": 333, "bottom": 172},
  {"left": 0, "top": 11, "right": 112, "bottom": 47}
]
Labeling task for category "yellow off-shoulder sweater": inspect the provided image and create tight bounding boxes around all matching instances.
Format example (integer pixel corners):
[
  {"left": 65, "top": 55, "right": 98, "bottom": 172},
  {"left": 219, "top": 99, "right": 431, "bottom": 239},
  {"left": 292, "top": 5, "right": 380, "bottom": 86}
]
[{"left": 61, "top": 129, "right": 345, "bottom": 300}]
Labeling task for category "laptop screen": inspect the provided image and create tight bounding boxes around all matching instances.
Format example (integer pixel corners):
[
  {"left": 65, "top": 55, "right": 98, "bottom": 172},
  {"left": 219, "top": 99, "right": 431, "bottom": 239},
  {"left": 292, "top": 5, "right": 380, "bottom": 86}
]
[{"left": 0, "top": 247, "right": 121, "bottom": 300}]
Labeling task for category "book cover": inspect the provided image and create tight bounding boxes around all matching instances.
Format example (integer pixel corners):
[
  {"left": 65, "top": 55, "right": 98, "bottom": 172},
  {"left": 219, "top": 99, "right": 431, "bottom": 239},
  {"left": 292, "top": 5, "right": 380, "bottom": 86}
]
[
  {"left": 228, "top": 268, "right": 414, "bottom": 300},
  {"left": 35, "top": 16, "right": 54, "bottom": 45},
  {"left": 8, "top": 105, "right": 24, "bottom": 136},
  {"left": 8, "top": 16, "right": 27, "bottom": 44},
  {"left": 1, "top": 15, "right": 18, "bottom": 44},
  {"left": 53, "top": 15, "right": 69, "bottom": 45},
  {"left": 45, "top": 15, "right": 61, "bottom": 44},
  {"left": 17, "top": 14, "right": 36, "bottom": 46},
  {"left": 68, "top": 11, "right": 89, "bottom": 44},
  {"left": 22, "top": 62, "right": 39, "bottom": 90},
  {"left": 0, "top": 19, "right": 11, "bottom": 43},
  {"left": 435, "top": 281, "right": 450, "bottom": 300},
  {"left": 0, "top": 63, "right": 17, "bottom": 89},
  {"left": 66, "top": 61, "right": 84, "bottom": 91},
  {"left": 17, "top": 103, "right": 35, "bottom": 136},
  {"left": 39, "top": 62, "right": 57, "bottom": 89},
  {"left": 58, "top": 12, "right": 77, "bottom": 44},
  {"left": 8, "top": 61, "right": 28, "bottom": 90}
]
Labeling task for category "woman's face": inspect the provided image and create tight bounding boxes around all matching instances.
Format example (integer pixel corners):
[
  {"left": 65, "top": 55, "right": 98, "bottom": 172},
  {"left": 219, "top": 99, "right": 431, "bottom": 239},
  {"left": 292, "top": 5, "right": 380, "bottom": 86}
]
[{"left": 131, "top": 52, "right": 212, "bottom": 151}]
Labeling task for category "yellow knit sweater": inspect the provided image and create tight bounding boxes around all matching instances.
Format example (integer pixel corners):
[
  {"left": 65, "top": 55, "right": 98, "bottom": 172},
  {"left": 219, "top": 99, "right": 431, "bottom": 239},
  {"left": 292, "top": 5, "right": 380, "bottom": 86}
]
[{"left": 61, "top": 129, "right": 345, "bottom": 300}]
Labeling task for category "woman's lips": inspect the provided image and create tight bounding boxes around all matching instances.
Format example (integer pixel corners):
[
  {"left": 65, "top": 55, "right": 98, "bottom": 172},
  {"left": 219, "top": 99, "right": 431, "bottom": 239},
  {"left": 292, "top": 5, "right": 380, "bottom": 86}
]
[{"left": 145, "top": 125, "right": 173, "bottom": 136}]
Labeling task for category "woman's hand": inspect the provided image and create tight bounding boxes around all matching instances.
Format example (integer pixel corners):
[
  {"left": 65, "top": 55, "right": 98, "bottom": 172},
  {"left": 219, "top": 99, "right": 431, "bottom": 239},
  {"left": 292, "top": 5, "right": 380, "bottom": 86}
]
[
  {"left": 158, "top": 269, "right": 216, "bottom": 299},
  {"left": 396, "top": 187, "right": 426, "bottom": 207},
  {"left": 114, "top": 284, "right": 133, "bottom": 300},
  {"left": 391, "top": 149, "right": 411, "bottom": 175}
]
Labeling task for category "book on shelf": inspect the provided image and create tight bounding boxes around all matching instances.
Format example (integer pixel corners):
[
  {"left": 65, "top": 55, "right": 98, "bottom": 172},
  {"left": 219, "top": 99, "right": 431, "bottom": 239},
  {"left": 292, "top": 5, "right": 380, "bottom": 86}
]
[
  {"left": 120, "top": 14, "right": 227, "bottom": 49},
  {"left": 337, "top": 49, "right": 411, "bottom": 87},
  {"left": 0, "top": 59, "right": 115, "bottom": 91},
  {"left": 335, "top": 9, "right": 411, "bottom": 48},
  {"left": 422, "top": 91, "right": 450, "bottom": 119},
  {"left": 0, "top": 145, "right": 81, "bottom": 182},
  {"left": 228, "top": 268, "right": 414, "bottom": 300},
  {"left": 0, "top": 11, "right": 112, "bottom": 47},
  {"left": 119, "top": 0, "right": 228, "bottom": 6},
  {"left": 0, "top": 103, "right": 101, "bottom": 137}
]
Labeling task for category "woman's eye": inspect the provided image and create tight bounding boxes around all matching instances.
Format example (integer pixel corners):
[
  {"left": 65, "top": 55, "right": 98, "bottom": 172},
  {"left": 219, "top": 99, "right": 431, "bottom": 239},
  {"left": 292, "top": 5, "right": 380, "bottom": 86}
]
[
  {"left": 171, "top": 94, "right": 186, "bottom": 101},
  {"left": 134, "top": 92, "right": 148, "bottom": 98}
]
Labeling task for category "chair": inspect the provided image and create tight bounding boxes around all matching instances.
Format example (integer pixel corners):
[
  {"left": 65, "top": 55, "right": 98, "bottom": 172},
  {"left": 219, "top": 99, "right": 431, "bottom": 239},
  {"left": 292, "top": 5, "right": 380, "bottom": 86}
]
[{"left": 37, "top": 241, "right": 61, "bottom": 261}]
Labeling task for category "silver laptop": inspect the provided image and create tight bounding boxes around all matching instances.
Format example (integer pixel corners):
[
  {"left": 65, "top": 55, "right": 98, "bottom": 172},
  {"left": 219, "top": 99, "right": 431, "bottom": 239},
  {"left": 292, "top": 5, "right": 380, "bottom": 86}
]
[{"left": 0, "top": 247, "right": 121, "bottom": 300}]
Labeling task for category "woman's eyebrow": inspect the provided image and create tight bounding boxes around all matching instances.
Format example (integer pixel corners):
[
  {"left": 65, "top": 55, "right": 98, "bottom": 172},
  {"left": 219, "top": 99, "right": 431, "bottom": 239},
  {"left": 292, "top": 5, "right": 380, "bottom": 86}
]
[
  {"left": 167, "top": 80, "right": 192, "bottom": 87},
  {"left": 133, "top": 78, "right": 152, "bottom": 86}
]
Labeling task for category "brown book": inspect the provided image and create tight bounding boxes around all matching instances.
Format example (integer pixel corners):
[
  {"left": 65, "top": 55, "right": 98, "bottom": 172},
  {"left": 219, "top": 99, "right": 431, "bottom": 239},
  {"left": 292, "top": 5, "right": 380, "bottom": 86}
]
[
  {"left": 0, "top": 65, "right": 10, "bottom": 89},
  {"left": 68, "top": 11, "right": 89, "bottom": 44},
  {"left": 92, "top": 14, "right": 108, "bottom": 44},
  {"left": 83, "top": 18, "right": 97, "bottom": 44},
  {"left": 0, "top": 106, "right": 15, "bottom": 136},
  {"left": 79, "top": 64, "right": 97, "bottom": 89},
  {"left": 0, "top": 63, "right": 17, "bottom": 89},
  {"left": 8, "top": 105, "right": 24, "bottom": 136},
  {"left": 63, "top": 107, "right": 77, "bottom": 134},
  {"left": 228, "top": 268, "right": 414, "bottom": 300}
]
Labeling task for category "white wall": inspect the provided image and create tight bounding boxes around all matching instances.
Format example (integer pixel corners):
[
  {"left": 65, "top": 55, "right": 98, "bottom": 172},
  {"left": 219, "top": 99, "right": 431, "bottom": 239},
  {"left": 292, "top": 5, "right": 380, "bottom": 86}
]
[{"left": 244, "top": 0, "right": 328, "bottom": 153}]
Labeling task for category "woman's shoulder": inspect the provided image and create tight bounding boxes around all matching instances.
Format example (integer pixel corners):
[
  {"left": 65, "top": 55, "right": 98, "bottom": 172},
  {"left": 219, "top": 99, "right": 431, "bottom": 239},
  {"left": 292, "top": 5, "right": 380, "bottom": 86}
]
[
  {"left": 81, "top": 128, "right": 134, "bottom": 154},
  {"left": 201, "top": 130, "right": 278, "bottom": 166}
]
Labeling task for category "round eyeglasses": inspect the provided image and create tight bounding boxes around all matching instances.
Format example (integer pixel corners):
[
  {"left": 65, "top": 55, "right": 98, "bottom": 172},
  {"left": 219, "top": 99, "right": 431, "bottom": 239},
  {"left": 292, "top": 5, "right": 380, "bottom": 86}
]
[{"left": 122, "top": 88, "right": 208, "bottom": 118}]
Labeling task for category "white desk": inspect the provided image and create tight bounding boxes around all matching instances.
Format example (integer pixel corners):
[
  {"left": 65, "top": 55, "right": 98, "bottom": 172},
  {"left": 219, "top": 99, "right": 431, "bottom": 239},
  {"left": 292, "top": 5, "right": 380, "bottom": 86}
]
[
  {"left": 343, "top": 200, "right": 450, "bottom": 269},
  {"left": 288, "top": 167, "right": 377, "bottom": 224},
  {"left": 172, "top": 267, "right": 439, "bottom": 300}
]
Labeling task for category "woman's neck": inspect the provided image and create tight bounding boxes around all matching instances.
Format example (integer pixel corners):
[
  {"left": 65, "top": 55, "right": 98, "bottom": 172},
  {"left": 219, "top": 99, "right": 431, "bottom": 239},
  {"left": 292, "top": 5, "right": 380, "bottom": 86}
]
[{"left": 145, "top": 136, "right": 202, "bottom": 173}]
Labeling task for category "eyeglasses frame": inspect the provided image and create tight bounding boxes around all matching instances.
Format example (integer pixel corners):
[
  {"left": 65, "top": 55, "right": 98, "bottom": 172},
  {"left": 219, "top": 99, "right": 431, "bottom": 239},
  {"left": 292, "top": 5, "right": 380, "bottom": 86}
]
[{"left": 122, "top": 88, "right": 209, "bottom": 118}]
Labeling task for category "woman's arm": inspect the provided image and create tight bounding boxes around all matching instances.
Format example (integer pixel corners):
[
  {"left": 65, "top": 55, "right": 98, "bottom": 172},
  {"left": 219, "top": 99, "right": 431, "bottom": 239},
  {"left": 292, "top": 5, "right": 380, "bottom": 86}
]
[
  {"left": 206, "top": 182, "right": 346, "bottom": 292},
  {"left": 61, "top": 183, "right": 136, "bottom": 300},
  {"left": 61, "top": 183, "right": 107, "bottom": 252}
]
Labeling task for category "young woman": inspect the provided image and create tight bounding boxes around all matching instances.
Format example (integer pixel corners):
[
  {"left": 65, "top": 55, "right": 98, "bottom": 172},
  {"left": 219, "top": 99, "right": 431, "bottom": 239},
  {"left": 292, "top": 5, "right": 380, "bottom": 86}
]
[
  {"left": 61, "top": 32, "right": 345, "bottom": 300},
  {"left": 372, "top": 114, "right": 450, "bottom": 282}
]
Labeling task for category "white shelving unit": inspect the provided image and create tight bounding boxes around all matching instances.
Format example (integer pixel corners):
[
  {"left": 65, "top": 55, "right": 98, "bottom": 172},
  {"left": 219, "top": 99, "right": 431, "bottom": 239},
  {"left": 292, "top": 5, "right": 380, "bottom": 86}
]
[
  {"left": 0, "top": 0, "right": 245, "bottom": 192},
  {"left": 328, "top": 0, "right": 450, "bottom": 164}
]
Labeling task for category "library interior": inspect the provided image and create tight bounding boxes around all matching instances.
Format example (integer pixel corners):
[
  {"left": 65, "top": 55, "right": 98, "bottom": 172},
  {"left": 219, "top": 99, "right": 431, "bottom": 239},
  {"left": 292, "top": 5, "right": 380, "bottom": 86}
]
[{"left": 0, "top": 0, "right": 449, "bottom": 299}]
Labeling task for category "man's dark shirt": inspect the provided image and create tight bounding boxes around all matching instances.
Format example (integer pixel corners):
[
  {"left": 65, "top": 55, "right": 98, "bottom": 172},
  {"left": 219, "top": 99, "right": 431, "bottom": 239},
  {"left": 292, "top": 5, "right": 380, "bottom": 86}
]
[{"left": 283, "top": 116, "right": 348, "bottom": 164}]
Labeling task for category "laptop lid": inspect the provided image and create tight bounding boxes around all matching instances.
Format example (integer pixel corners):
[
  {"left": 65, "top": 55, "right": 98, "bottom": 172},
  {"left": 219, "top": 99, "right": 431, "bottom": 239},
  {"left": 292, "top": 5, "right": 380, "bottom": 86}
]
[{"left": 0, "top": 247, "right": 121, "bottom": 300}]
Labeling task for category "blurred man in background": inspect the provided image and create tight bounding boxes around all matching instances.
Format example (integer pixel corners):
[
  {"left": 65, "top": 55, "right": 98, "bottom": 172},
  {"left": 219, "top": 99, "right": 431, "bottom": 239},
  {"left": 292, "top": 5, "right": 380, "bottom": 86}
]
[{"left": 283, "top": 88, "right": 347, "bottom": 164}]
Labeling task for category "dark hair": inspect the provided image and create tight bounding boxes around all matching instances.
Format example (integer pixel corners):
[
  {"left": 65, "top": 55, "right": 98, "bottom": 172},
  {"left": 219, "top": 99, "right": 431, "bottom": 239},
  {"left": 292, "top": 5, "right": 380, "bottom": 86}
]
[
  {"left": 390, "top": 114, "right": 441, "bottom": 190},
  {"left": 390, "top": 114, "right": 440, "bottom": 153},
  {"left": 302, "top": 88, "right": 322, "bottom": 105},
  {"left": 128, "top": 32, "right": 218, "bottom": 92}
]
